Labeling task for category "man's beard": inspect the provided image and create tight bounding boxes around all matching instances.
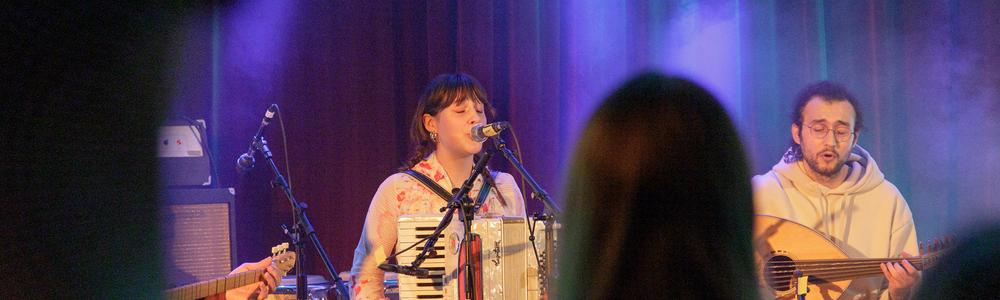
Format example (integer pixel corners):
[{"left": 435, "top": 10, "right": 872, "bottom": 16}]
[{"left": 802, "top": 150, "right": 846, "bottom": 178}]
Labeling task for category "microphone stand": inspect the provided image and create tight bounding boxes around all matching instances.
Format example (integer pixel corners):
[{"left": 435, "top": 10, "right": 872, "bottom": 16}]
[
  {"left": 250, "top": 136, "right": 350, "bottom": 299},
  {"left": 457, "top": 151, "right": 493, "bottom": 300},
  {"left": 492, "top": 136, "right": 560, "bottom": 297}
]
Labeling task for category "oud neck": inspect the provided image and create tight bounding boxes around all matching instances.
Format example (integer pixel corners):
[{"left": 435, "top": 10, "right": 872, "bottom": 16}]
[
  {"left": 791, "top": 257, "right": 929, "bottom": 282},
  {"left": 164, "top": 269, "right": 264, "bottom": 300}
]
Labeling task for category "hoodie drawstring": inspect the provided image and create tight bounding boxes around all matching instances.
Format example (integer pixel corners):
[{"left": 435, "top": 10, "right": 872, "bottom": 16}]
[{"left": 821, "top": 191, "right": 832, "bottom": 240}]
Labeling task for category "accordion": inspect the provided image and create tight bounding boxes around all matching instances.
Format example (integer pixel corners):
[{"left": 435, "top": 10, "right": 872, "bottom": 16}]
[{"left": 394, "top": 215, "right": 558, "bottom": 300}]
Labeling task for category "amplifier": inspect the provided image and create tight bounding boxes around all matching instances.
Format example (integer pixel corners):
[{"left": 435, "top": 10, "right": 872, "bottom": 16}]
[
  {"left": 158, "top": 119, "right": 213, "bottom": 187},
  {"left": 161, "top": 187, "right": 236, "bottom": 287}
]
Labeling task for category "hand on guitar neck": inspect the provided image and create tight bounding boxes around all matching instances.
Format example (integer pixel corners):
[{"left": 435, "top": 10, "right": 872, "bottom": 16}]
[
  {"left": 204, "top": 256, "right": 281, "bottom": 300},
  {"left": 879, "top": 251, "right": 920, "bottom": 300},
  {"left": 165, "top": 243, "right": 296, "bottom": 300}
]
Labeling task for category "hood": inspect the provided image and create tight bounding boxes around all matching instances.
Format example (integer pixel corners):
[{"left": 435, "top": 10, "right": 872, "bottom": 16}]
[{"left": 771, "top": 145, "right": 885, "bottom": 197}]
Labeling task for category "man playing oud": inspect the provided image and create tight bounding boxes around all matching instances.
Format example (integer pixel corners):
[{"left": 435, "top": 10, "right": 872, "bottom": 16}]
[{"left": 753, "top": 82, "right": 920, "bottom": 299}]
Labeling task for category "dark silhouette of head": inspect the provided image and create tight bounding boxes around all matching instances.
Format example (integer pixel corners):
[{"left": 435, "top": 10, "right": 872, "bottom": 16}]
[{"left": 557, "top": 73, "right": 758, "bottom": 299}]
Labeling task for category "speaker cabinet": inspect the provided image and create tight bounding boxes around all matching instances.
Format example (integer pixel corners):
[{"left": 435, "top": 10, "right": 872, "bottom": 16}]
[{"left": 161, "top": 187, "right": 236, "bottom": 287}]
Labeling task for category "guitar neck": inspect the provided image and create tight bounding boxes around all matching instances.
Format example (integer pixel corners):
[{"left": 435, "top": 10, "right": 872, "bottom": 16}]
[
  {"left": 790, "top": 257, "right": 929, "bottom": 283},
  {"left": 164, "top": 269, "right": 265, "bottom": 300}
]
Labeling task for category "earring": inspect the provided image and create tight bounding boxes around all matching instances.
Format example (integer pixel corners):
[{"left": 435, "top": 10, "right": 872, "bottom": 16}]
[{"left": 430, "top": 132, "right": 438, "bottom": 143}]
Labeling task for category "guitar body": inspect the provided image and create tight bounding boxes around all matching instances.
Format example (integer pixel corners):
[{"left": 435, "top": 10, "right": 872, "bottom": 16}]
[{"left": 753, "top": 215, "right": 851, "bottom": 300}]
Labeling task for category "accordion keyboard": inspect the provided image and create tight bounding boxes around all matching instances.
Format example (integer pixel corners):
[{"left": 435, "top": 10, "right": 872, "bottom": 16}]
[{"left": 396, "top": 215, "right": 449, "bottom": 299}]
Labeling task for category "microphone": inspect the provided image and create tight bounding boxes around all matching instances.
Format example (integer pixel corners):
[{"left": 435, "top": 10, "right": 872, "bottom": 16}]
[
  {"left": 236, "top": 104, "right": 279, "bottom": 171},
  {"left": 471, "top": 121, "right": 510, "bottom": 142},
  {"left": 377, "top": 263, "right": 430, "bottom": 277}
]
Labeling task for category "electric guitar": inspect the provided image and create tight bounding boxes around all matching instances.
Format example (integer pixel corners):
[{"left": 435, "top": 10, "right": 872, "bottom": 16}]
[
  {"left": 164, "top": 243, "right": 297, "bottom": 300},
  {"left": 754, "top": 215, "right": 950, "bottom": 299}
]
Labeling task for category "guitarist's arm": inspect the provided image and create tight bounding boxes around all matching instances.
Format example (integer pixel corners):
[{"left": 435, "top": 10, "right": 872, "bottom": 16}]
[{"left": 206, "top": 256, "right": 281, "bottom": 300}]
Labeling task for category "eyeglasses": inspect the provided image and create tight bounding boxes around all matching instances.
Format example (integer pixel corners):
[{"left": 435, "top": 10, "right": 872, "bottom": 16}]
[{"left": 804, "top": 123, "right": 855, "bottom": 142}]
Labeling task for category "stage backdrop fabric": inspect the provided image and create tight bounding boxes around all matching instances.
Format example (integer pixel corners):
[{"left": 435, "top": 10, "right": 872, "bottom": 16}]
[{"left": 166, "top": 1, "right": 999, "bottom": 274}]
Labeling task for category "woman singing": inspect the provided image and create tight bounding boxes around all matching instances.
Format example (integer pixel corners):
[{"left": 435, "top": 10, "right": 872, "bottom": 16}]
[{"left": 350, "top": 73, "right": 526, "bottom": 299}]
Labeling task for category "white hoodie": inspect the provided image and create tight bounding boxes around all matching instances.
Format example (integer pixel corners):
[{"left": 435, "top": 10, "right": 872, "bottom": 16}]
[{"left": 753, "top": 145, "right": 918, "bottom": 299}]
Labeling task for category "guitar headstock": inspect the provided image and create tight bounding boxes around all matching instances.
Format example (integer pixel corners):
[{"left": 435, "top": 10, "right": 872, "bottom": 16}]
[
  {"left": 919, "top": 235, "right": 956, "bottom": 268},
  {"left": 920, "top": 235, "right": 956, "bottom": 255},
  {"left": 271, "top": 243, "right": 296, "bottom": 275}
]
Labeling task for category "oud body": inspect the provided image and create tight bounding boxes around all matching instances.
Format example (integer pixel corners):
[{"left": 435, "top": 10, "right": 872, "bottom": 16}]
[{"left": 753, "top": 215, "right": 939, "bottom": 300}]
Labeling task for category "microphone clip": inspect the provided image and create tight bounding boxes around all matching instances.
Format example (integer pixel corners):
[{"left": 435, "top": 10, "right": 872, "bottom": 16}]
[
  {"left": 236, "top": 104, "right": 279, "bottom": 172},
  {"left": 377, "top": 263, "right": 430, "bottom": 277}
]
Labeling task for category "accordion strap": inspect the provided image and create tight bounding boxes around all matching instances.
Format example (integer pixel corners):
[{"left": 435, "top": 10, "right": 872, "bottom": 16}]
[
  {"left": 402, "top": 169, "right": 493, "bottom": 205},
  {"left": 402, "top": 169, "right": 452, "bottom": 202}
]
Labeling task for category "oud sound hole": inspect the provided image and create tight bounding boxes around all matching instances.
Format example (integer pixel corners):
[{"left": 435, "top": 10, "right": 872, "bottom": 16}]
[{"left": 766, "top": 255, "right": 796, "bottom": 291}]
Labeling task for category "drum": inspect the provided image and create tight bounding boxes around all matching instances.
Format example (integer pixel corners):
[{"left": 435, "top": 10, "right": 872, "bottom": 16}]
[{"left": 266, "top": 275, "right": 347, "bottom": 300}]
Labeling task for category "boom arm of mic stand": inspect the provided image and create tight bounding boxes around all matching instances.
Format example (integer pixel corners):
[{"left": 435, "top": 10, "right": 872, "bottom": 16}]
[
  {"left": 252, "top": 137, "right": 351, "bottom": 298},
  {"left": 492, "top": 136, "right": 561, "bottom": 214}
]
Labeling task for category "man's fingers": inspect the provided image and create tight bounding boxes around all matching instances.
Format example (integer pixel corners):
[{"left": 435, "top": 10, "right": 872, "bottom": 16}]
[
  {"left": 264, "top": 265, "right": 280, "bottom": 289},
  {"left": 881, "top": 262, "right": 900, "bottom": 285},
  {"left": 256, "top": 285, "right": 270, "bottom": 300},
  {"left": 230, "top": 262, "right": 253, "bottom": 275},
  {"left": 889, "top": 262, "right": 915, "bottom": 286},
  {"left": 257, "top": 256, "right": 274, "bottom": 268},
  {"left": 894, "top": 262, "right": 909, "bottom": 276},
  {"left": 901, "top": 259, "right": 919, "bottom": 274},
  {"left": 232, "top": 256, "right": 273, "bottom": 275}
]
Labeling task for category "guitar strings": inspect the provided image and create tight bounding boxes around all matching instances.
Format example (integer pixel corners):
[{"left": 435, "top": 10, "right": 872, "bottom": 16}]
[
  {"left": 766, "top": 263, "right": 920, "bottom": 282},
  {"left": 767, "top": 260, "right": 925, "bottom": 275},
  {"left": 766, "top": 257, "right": 928, "bottom": 265},
  {"left": 762, "top": 257, "right": 929, "bottom": 285}
]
